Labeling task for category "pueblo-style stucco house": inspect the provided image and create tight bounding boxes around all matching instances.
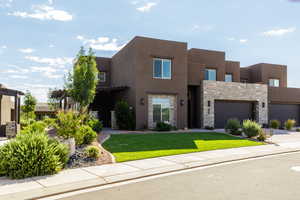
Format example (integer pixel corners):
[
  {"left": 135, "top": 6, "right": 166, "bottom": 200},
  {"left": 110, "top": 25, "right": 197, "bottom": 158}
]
[
  {"left": 0, "top": 84, "right": 23, "bottom": 137},
  {"left": 89, "top": 36, "right": 300, "bottom": 130}
]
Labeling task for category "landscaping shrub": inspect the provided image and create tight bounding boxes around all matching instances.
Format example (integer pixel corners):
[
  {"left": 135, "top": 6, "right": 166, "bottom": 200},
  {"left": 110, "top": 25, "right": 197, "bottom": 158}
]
[
  {"left": 87, "top": 118, "right": 103, "bottom": 133},
  {"left": 20, "top": 118, "right": 35, "bottom": 130},
  {"left": 285, "top": 119, "right": 296, "bottom": 131},
  {"left": 76, "top": 125, "right": 97, "bottom": 145},
  {"left": 296, "top": 128, "right": 300, "bottom": 132},
  {"left": 269, "top": 120, "right": 280, "bottom": 129},
  {"left": 257, "top": 130, "right": 267, "bottom": 142},
  {"left": 56, "top": 111, "right": 83, "bottom": 142},
  {"left": 84, "top": 146, "right": 100, "bottom": 159},
  {"left": 0, "top": 131, "right": 69, "bottom": 179},
  {"left": 43, "top": 117, "right": 57, "bottom": 128},
  {"left": 48, "top": 138, "right": 70, "bottom": 167},
  {"left": 242, "top": 120, "right": 261, "bottom": 138},
  {"left": 155, "top": 122, "right": 172, "bottom": 131},
  {"left": 225, "top": 118, "right": 241, "bottom": 135},
  {"left": 22, "top": 121, "right": 47, "bottom": 134},
  {"left": 204, "top": 126, "right": 215, "bottom": 130},
  {"left": 115, "top": 100, "right": 135, "bottom": 130}
]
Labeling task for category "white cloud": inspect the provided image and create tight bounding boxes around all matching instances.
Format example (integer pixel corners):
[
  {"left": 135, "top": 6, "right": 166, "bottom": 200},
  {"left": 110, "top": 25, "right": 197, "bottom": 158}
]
[
  {"left": 239, "top": 39, "right": 248, "bottom": 43},
  {"left": 227, "top": 37, "right": 235, "bottom": 41},
  {"left": 25, "top": 56, "right": 73, "bottom": 67},
  {"left": 30, "top": 66, "right": 62, "bottom": 79},
  {"left": 1, "top": 45, "right": 7, "bottom": 49},
  {"left": 48, "top": 0, "right": 54, "bottom": 5},
  {"left": 8, "top": 5, "right": 73, "bottom": 21},
  {"left": 77, "top": 35, "right": 126, "bottom": 51},
  {"left": 136, "top": 2, "right": 157, "bottom": 12},
  {"left": 262, "top": 27, "right": 296, "bottom": 37},
  {"left": 192, "top": 24, "right": 214, "bottom": 32},
  {"left": 49, "top": 44, "right": 55, "bottom": 48},
  {"left": 9, "top": 75, "right": 28, "bottom": 79},
  {"left": 18, "top": 48, "right": 35, "bottom": 54}
]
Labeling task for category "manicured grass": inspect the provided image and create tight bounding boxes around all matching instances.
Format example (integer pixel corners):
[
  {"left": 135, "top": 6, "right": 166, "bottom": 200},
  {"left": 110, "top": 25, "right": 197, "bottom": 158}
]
[{"left": 102, "top": 132, "right": 264, "bottom": 162}]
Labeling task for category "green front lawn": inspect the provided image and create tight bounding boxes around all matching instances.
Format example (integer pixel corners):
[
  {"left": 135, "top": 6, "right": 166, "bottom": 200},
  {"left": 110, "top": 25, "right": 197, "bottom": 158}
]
[{"left": 103, "top": 132, "right": 264, "bottom": 162}]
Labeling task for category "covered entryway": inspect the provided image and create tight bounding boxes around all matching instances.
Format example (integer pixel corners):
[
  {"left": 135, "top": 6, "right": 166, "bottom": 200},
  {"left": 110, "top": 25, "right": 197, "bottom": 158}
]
[
  {"left": 214, "top": 100, "right": 255, "bottom": 128},
  {"left": 269, "top": 104, "right": 300, "bottom": 126}
]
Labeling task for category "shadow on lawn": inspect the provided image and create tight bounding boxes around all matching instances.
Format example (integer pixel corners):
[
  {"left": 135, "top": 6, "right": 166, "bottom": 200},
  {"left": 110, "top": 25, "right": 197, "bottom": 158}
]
[{"left": 102, "top": 132, "right": 247, "bottom": 153}]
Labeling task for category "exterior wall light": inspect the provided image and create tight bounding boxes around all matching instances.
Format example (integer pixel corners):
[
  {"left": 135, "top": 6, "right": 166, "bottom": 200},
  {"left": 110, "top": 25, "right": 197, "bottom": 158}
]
[
  {"left": 262, "top": 102, "right": 265, "bottom": 108},
  {"left": 180, "top": 99, "right": 185, "bottom": 106},
  {"left": 140, "top": 98, "right": 145, "bottom": 105}
]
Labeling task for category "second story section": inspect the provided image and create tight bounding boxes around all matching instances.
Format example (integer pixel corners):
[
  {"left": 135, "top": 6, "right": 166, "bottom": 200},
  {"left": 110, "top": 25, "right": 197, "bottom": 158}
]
[
  {"left": 240, "top": 63, "right": 287, "bottom": 87},
  {"left": 95, "top": 57, "right": 111, "bottom": 87},
  {"left": 187, "top": 48, "right": 240, "bottom": 85}
]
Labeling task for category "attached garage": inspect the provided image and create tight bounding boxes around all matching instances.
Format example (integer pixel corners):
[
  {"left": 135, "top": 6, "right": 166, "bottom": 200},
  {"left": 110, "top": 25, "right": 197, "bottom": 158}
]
[
  {"left": 269, "top": 104, "right": 300, "bottom": 126},
  {"left": 214, "top": 101, "right": 255, "bottom": 128}
]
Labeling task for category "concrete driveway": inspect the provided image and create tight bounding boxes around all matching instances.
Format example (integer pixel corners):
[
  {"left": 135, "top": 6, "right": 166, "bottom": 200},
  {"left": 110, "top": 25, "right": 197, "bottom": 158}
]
[
  {"left": 0, "top": 138, "right": 8, "bottom": 146},
  {"left": 267, "top": 129, "right": 300, "bottom": 148}
]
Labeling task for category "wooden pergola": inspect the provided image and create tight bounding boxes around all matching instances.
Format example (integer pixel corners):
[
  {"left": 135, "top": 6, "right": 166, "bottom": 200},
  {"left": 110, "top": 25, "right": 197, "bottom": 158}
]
[{"left": 0, "top": 87, "right": 24, "bottom": 126}]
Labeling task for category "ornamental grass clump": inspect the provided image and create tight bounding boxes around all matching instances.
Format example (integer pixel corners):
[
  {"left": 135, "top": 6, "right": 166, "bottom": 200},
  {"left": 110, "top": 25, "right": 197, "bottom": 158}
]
[
  {"left": 269, "top": 120, "right": 280, "bottom": 129},
  {"left": 0, "top": 131, "right": 69, "bottom": 179},
  {"left": 285, "top": 119, "right": 296, "bottom": 131},
  {"left": 242, "top": 120, "right": 261, "bottom": 138},
  {"left": 85, "top": 146, "right": 100, "bottom": 159}
]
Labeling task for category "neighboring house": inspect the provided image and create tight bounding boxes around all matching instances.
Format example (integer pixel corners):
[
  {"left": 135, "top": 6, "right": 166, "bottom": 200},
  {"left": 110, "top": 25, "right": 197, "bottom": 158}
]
[
  {"left": 0, "top": 84, "right": 24, "bottom": 137},
  {"left": 87, "top": 36, "right": 300, "bottom": 129},
  {"left": 35, "top": 103, "right": 56, "bottom": 120}
]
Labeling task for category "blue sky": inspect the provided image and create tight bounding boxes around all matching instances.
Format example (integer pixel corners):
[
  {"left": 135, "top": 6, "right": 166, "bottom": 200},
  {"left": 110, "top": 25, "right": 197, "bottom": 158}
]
[{"left": 0, "top": 0, "right": 299, "bottom": 102}]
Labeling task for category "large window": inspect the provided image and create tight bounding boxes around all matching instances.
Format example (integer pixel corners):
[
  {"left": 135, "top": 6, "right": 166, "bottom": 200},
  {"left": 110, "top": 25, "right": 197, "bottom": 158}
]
[
  {"left": 269, "top": 79, "right": 279, "bottom": 87},
  {"left": 98, "top": 72, "right": 106, "bottom": 82},
  {"left": 225, "top": 74, "right": 233, "bottom": 82},
  {"left": 153, "top": 58, "right": 172, "bottom": 79},
  {"left": 153, "top": 98, "right": 171, "bottom": 123},
  {"left": 205, "top": 69, "right": 217, "bottom": 81}
]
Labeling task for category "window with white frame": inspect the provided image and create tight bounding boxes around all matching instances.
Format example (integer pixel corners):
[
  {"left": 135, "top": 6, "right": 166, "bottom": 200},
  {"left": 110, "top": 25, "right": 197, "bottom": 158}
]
[
  {"left": 153, "top": 58, "right": 172, "bottom": 79},
  {"left": 98, "top": 72, "right": 106, "bottom": 82},
  {"left": 269, "top": 79, "right": 279, "bottom": 87},
  {"left": 152, "top": 98, "right": 171, "bottom": 123}
]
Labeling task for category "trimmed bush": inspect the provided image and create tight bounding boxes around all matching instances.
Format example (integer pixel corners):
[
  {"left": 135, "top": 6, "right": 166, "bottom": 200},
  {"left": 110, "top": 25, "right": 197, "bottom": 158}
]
[
  {"left": 77, "top": 125, "right": 97, "bottom": 145},
  {"left": 257, "top": 130, "right": 267, "bottom": 142},
  {"left": 155, "top": 122, "right": 172, "bottom": 131},
  {"left": 85, "top": 146, "right": 100, "bottom": 159},
  {"left": 269, "top": 120, "right": 280, "bottom": 129},
  {"left": 285, "top": 119, "right": 296, "bottom": 131},
  {"left": 0, "top": 131, "right": 69, "bottom": 179},
  {"left": 115, "top": 100, "right": 135, "bottom": 130},
  {"left": 43, "top": 117, "right": 57, "bottom": 128},
  {"left": 296, "top": 128, "right": 300, "bottom": 132},
  {"left": 225, "top": 119, "right": 241, "bottom": 135},
  {"left": 87, "top": 118, "right": 103, "bottom": 133},
  {"left": 204, "top": 126, "right": 215, "bottom": 130},
  {"left": 242, "top": 120, "right": 261, "bottom": 138}
]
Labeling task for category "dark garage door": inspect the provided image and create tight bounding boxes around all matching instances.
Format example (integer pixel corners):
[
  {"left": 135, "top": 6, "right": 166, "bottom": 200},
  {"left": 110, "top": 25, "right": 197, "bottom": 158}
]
[
  {"left": 269, "top": 104, "right": 300, "bottom": 126},
  {"left": 215, "top": 101, "right": 254, "bottom": 128}
]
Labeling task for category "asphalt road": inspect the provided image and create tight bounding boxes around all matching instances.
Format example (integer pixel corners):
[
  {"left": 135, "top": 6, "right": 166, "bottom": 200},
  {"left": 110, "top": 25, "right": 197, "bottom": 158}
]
[{"left": 53, "top": 152, "right": 300, "bottom": 200}]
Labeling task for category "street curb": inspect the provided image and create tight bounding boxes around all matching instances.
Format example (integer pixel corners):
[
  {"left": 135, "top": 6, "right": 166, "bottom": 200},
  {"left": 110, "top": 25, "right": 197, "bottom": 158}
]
[{"left": 30, "top": 148, "right": 300, "bottom": 200}]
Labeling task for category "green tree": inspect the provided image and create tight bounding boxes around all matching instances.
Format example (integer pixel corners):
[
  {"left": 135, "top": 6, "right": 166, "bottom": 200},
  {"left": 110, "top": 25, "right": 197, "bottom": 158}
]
[
  {"left": 21, "top": 92, "right": 37, "bottom": 120},
  {"left": 68, "top": 47, "right": 99, "bottom": 113}
]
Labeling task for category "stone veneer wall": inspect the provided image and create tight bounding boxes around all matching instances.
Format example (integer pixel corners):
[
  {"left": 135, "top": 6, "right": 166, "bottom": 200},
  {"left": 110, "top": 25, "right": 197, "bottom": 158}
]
[
  {"left": 201, "top": 80, "right": 268, "bottom": 127},
  {"left": 148, "top": 95, "right": 177, "bottom": 129}
]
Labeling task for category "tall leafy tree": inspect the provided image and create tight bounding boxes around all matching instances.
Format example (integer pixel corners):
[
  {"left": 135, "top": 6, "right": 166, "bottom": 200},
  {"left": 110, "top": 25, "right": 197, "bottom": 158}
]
[
  {"left": 21, "top": 91, "right": 37, "bottom": 120},
  {"left": 68, "top": 47, "right": 99, "bottom": 113}
]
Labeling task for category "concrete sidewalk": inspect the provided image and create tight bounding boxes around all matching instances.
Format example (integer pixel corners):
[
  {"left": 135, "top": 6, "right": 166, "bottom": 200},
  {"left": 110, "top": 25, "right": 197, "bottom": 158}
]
[{"left": 1, "top": 141, "right": 300, "bottom": 200}]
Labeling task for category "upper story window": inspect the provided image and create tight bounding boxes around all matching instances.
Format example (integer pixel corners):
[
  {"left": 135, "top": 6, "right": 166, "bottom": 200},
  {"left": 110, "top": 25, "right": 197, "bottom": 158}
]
[
  {"left": 269, "top": 79, "right": 279, "bottom": 87},
  {"left": 205, "top": 69, "right": 217, "bottom": 81},
  {"left": 98, "top": 72, "right": 106, "bottom": 82},
  {"left": 153, "top": 58, "right": 172, "bottom": 79},
  {"left": 225, "top": 74, "right": 233, "bottom": 82}
]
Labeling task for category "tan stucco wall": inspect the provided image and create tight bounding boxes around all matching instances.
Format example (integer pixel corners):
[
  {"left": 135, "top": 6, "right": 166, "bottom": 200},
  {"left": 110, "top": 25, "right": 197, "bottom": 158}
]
[{"left": 1, "top": 95, "right": 14, "bottom": 125}]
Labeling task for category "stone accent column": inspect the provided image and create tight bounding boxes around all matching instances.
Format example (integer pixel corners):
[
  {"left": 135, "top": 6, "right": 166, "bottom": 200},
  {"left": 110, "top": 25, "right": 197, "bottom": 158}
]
[
  {"left": 6, "top": 121, "right": 17, "bottom": 138},
  {"left": 111, "top": 111, "right": 118, "bottom": 129}
]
